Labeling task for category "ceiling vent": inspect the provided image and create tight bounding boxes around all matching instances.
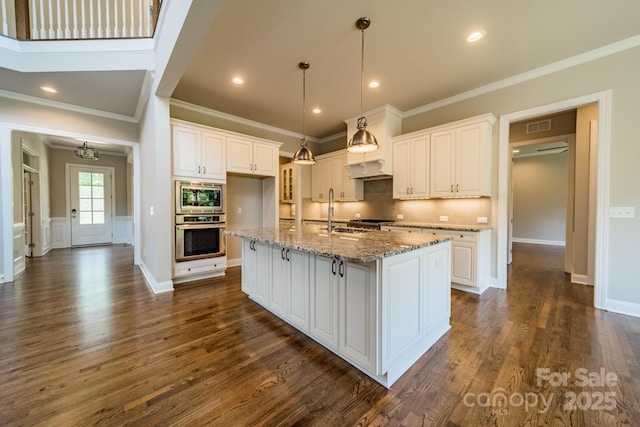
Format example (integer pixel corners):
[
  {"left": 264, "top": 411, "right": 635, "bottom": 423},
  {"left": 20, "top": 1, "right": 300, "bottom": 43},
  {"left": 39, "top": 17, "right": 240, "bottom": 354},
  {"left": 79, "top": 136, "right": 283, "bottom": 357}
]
[{"left": 526, "top": 119, "right": 551, "bottom": 134}]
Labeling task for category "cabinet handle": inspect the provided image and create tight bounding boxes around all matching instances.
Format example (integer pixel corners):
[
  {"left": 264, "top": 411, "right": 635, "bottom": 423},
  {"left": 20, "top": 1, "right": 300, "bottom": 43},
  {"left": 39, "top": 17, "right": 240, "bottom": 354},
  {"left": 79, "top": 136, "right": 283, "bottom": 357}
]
[
  {"left": 407, "top": 187, "right": 409, "bottom": 194},
  {"left": 339, "top": 260, "right": 344, "bottom": 278},
  {"left": 331, "top": 259, "right": 336, "bottom": 275},
  {"left": 450, "top": 184, "right": 454, "bottom": 192},
  {"left": 203, "top": 166, "right": 206, "bottom": 174},
  {"left": 281, "top": 247, "right": 285, "bottom": 260},
  {"left": 285, "top": 249, "right": 290, "bottom": 262},
  {"left": 411, "top": 187, "right": 414, "bottom": 194},
  {"left": 456, "top": 184, "right": 459, "bottom": 192},
  {"left": 198, "top": 166, "right": 201, "bottom": 173}
]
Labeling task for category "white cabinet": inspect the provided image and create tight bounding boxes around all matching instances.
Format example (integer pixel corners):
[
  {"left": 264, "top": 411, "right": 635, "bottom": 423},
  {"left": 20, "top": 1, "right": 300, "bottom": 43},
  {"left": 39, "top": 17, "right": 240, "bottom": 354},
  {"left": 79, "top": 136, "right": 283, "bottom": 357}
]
[
  {"left": 422, "top": 228, "right": 491, "bottom": 294},
  {"left": 430, "top": 119, "right": 493, "bottom": 198},
  {"left": 227, "top": 136, "right": 278, "bottom": 177},
  {"left": 172, "top": 121, "right": 226, "bottom": 181},
  {"left": 309, "top": 255, "right": 340, "bottom": 350},
  {"left": 280, "top": 162, "right": 311, "bottom": 203},
  {"left": 270, "top": 246, "right": 310, "bottom": 331},
  {"left": 392, "top": 134, "right": 430, "bottom": 199},
  {"left": 338, "top": 259, "right": 377, "bottom": 373},
  {"left": 242, "top": 239, "right": 271, "bottom": 304},
  {"left": 311, "top": 150, "right": 363, "bottom": 202}
]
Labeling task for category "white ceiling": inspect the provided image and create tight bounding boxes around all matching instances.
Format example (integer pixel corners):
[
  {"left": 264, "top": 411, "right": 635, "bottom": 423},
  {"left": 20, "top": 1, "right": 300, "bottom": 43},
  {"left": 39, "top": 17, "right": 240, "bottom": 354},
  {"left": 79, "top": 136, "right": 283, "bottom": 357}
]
[{"left": 2, "top": 1, "right": 640, "bottom": 143}]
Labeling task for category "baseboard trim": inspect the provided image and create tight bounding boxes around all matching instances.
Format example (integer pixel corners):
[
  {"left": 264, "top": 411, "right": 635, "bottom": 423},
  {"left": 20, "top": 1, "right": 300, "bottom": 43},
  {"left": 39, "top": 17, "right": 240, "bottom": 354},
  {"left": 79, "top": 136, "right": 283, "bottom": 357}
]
[
  {"left": 227, "top": 257, "right": 242, "bottom": 268},
  {"left": 606, "top": 299, "right": 640, "bottom": 318},
  {"left": 139, "top": 261, "right": 174, "bottom": 294},
  {"left": 512, "top": 237, "right": 565, "bottom": 246},
  {"left": 571, "top": 274, "right": 591, "bottom": 285}
]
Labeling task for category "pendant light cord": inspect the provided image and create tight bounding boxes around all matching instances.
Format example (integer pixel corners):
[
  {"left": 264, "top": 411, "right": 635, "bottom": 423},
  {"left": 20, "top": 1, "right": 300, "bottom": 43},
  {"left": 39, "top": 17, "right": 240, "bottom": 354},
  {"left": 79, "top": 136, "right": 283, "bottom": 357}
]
[
  {"left": 360, "top": 28, "right": 364, "bottom": 118},
  {"left": 302, "top": 66, "right": 306, "bottom": 141}
]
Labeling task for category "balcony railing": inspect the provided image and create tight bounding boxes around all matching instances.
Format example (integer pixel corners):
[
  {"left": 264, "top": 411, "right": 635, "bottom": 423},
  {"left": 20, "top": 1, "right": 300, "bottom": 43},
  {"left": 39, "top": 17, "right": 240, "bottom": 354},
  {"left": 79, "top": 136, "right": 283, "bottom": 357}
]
[{"left": 1, "top": 0, "right": 161, "bottom": 40}]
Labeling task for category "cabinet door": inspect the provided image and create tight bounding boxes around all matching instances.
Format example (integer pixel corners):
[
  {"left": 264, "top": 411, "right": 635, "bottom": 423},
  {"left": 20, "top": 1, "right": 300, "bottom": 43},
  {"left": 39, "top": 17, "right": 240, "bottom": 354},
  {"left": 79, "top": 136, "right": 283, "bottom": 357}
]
[
  {"left": 424, "top": 244, "right": 451, "bottom": 329},
  {"left": 393, "top": 139, "right": 411, "bottom": 199},
  {"left": 173, "top": 126, "right": 201, "bottom": 177},
  {"left": 336, "top": 154, "right": 363, "bottom": 201},
  {"left": 227, "top": 137, "right": 254, "bottom": 174},
  {"left": 455, "top": 123, "right": 485, "bottom": 196},
  {"left": 339, "top": 260, "right": 377, "bottom": 373},
  {"left": 200, "top": 131, "right": 226, "bottom": 180},
  {"left": 270, "top": 246, "right": 289, "bottom": 317},
  {"left": 287, "top": 249, "right": 309, "bottom": 331},
  {"left": 430, "top": 130, "right": 455, "bottom": 197},
  {"left": 309, "top": 255, "right": 339, "bottom": 350},
  {"left": 253, "top": 241, "right": 271, "bottom": 305},
  {"left": 280, "top": 164, "right": 294, "bottom": 202},
  {"left": 253, "top": 142, "right": 278, "bottom": 177},
  {"left": 311, "top": 158, "right": 331, "bottom": 202},
  {"left": 410, "top": 136, "right": 430, "bottom": 198},
  {"left": 241, "top": 239, "right": 256, "bottom": 295},
  {"left": 452, "top": 241, "right": 475, "bottom": 286}
]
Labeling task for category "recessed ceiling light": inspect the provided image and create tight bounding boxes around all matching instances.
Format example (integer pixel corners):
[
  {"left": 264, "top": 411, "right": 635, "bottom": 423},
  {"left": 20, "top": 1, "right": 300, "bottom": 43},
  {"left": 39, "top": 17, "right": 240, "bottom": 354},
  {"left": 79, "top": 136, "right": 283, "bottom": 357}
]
[
  {"left": 41, "top": 86, "right": 58, "bottom": 93},
  {"left": 232, "top": 77, "right": 244, "bottom": 85},
  {"left": 312, "top": 108, "right": 322, "bottom": 114},
  {"left": 466, "top": 30, "right": 485, "bottom": 43},
  {"left": 368, "top": 81, "right": 379, "bottom": 88}
]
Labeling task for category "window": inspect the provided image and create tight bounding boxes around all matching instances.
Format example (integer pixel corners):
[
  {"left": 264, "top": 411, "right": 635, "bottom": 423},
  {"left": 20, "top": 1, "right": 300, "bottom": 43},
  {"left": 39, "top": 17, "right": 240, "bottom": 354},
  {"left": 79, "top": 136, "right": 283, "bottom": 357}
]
[{"left": 78, "top": 172, "right": 105, "bottom": 224}]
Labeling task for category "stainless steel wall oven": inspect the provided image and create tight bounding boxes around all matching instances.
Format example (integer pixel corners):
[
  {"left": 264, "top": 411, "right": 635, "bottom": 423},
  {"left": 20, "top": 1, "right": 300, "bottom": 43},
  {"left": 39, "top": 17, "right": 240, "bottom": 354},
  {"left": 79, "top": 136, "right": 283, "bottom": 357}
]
[{"left": 175, "top": 214, "right": 226, "bottom": 261}]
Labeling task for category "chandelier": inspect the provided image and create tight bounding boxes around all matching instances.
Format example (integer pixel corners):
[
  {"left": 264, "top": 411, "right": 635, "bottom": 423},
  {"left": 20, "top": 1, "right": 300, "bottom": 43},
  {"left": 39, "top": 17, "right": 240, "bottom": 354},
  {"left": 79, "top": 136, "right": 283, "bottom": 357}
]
[{"left": 75, "top": 141, "right": 99, "bottom": 160}]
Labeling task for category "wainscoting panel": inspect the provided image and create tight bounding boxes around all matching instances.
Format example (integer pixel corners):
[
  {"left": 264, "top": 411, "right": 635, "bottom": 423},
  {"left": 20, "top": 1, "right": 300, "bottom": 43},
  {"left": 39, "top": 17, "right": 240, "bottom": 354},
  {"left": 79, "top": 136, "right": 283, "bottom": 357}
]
[
  {"left": 13, "top": 223, "right": 25, "bottom": 275},
  {"left": 51, "top": 218, "right": 70, "bottom": 249},
  {"left": 114, "top": 217, "right": 133, "bottom": 245}
]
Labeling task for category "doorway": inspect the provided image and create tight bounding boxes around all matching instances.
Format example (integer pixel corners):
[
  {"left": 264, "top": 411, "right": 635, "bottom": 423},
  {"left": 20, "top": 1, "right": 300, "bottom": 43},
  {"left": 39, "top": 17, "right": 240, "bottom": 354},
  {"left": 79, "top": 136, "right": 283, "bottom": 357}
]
[
  {"left": 497, "top": 90, "right": 611, "bottom": 310},
  {"left": 68, "top": 165, "right": 115, "bottom": 246}
]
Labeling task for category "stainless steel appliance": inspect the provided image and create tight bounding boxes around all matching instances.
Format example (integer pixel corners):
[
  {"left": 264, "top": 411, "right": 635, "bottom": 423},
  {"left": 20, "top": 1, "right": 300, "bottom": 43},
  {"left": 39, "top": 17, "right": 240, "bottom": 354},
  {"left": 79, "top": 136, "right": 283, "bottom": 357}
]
[
  {"left": 176, "top": 181, "right": 224, "bottom": 214},
  {"left": 175, "top": 214, "right": 226, "bottom": 261}
]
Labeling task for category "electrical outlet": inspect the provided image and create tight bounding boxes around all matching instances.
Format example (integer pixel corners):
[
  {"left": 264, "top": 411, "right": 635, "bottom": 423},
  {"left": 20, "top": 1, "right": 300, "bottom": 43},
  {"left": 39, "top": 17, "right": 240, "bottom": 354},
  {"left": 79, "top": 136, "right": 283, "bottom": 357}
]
[
  {"left": 355, "top": 213, "right": 361, "bottom": 218},
  {"left": 396, "top": 214, "right": 404, "bottom": 220},
  {"left": 238, "top": 207, "right": 243, "bottom": 214},
  {"left": 610, "top": 207, "right": 635, "bottom": 218},
  {"left": 477, "top": 216, "right": 488, "bottom": 224},
  {"left": 439, "top": 216, "right": 448, "bottom": 222}
]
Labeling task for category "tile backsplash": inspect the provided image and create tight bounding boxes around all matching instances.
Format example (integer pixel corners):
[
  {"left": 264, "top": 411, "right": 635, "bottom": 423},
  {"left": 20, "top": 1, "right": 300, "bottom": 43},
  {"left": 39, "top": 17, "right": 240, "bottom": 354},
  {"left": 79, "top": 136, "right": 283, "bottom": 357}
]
[{"left": 281, "top": 178, "right": 492, "bottom": 224}]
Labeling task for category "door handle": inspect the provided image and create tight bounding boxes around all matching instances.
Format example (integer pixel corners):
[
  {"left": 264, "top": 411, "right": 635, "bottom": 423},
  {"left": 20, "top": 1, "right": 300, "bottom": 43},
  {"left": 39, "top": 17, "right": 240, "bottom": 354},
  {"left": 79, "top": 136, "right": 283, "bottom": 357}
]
[{"left": 71, "top": 208, "right": 77, "bottom": 219}]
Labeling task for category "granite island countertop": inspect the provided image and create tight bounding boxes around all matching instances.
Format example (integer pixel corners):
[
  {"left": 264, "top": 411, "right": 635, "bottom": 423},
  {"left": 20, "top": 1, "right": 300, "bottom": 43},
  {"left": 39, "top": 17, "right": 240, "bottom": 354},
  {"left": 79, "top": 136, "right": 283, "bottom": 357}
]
[
  {"left": 381, "top": 222, "right": 492, "bottom": 232},
  {"left": 226, "top": 224, "right": 451, "bottom": 263}
]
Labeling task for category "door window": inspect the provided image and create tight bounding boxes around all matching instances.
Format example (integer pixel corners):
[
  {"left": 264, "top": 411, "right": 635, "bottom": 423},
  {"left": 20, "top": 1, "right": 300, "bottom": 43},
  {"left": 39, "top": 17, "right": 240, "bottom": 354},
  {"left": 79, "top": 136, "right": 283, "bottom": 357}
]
[{"left": 78, "top": 172, "right": 105, "bottom": 225}]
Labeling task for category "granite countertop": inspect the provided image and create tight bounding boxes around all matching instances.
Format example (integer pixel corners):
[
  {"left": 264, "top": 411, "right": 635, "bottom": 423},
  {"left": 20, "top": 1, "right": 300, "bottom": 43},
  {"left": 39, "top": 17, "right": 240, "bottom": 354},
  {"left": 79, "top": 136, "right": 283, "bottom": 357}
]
[
  {"left": 226, "top": 224, "right": 451, "bottom": 263},
  {"left": 382, "top": 222, "right": 492, "bottom": 232}
]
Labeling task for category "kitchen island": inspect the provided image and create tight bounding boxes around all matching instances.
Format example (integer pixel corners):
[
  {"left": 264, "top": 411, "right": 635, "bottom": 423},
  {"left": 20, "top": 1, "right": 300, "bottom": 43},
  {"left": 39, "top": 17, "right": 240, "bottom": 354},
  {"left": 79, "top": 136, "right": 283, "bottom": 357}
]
[{"left": 226, "top": 224, "right": 452, "bottom": 387}]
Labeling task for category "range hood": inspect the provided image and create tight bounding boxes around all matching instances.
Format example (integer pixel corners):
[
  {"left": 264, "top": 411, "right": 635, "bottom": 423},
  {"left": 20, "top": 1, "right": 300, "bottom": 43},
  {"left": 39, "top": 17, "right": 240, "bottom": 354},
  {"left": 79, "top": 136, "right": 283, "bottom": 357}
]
[{"left": 344, "top": 105, "right": 402, "bottom": 179}]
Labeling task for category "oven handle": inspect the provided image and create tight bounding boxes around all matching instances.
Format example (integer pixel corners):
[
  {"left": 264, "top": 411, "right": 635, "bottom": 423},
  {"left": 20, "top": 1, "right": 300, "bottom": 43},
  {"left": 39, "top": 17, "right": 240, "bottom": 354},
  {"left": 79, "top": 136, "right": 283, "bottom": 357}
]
[{"left": 176, "top": 223, "right": 225, "bottom": 230}]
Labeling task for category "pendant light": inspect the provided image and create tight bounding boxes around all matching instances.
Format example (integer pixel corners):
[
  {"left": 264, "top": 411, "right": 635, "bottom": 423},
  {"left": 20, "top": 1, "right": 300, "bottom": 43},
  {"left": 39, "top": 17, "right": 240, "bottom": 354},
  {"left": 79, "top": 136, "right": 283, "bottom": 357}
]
[
  {"left": 347, "top": 17, "right": 378, "bottom": 153},
  {"left": 292, "top": 61, "right": 316, "bottom": 165}
]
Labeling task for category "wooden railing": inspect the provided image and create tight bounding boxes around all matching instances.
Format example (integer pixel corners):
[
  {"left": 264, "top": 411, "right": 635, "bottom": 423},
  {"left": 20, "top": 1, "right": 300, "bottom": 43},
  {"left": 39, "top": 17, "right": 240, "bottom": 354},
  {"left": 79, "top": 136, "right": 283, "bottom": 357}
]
[{"left": 1, "top": 0, "right": 161, "bottom": 40}]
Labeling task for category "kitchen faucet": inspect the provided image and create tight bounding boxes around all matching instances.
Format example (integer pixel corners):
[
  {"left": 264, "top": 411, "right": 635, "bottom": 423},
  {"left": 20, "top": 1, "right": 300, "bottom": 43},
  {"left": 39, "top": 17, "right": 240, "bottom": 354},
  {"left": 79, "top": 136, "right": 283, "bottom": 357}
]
[{"left": 327, "top": 188, "right": 334, "bottom": 233}]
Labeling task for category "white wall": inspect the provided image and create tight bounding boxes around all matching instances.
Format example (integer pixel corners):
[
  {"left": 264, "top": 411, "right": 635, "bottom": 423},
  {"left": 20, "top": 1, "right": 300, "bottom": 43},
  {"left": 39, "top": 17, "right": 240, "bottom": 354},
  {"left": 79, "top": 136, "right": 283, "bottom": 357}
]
[{"left": 513, "top": 152, "right": 567, "bottom": 245}]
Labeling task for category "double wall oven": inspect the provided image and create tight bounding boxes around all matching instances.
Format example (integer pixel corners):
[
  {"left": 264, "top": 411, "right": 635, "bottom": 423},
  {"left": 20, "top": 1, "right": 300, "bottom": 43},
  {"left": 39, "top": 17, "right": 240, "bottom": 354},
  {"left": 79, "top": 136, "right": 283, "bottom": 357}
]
[{"left": 175, "top": 181, "right": 226, "bottom": 262}]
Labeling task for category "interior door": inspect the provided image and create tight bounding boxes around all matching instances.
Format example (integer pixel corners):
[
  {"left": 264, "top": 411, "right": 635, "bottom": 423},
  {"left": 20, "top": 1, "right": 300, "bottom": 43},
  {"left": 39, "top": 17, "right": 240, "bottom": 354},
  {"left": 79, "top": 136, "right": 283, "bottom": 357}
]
[{"left": 70, "top": 166, "right": 113, "bottom": 246}]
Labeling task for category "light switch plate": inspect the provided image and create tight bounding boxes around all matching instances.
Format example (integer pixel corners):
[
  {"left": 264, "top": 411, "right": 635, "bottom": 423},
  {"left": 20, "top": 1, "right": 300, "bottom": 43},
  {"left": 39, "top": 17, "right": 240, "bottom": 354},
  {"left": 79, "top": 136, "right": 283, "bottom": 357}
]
[
  {"left": 477, "top": 216, "right": 488, "bottom": 223},
  {"left": 440, "top": 216, "right": 448, "bottom": 222},
  {"left": 396, "top": 214, "right": 404, "bottom": 220},
  {"left": 355, "top": 213, "right": 361, "bottom": 218},
  {"left": 610, "top": 207, "right": 635, "bottom": 218}
]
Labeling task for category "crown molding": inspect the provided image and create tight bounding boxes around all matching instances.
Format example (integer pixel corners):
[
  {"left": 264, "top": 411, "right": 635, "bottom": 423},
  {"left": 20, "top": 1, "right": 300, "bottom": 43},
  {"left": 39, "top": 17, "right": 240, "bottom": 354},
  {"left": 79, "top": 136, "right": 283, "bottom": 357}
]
[
  {"left": 0, "top": 89, "right": 138, "bottom": 123},
  {"left": 405, "top": 35, "right": 640, "bottom": 118},
  {"left": 170, "top": 98, "right": 320, "bottom": 143}
]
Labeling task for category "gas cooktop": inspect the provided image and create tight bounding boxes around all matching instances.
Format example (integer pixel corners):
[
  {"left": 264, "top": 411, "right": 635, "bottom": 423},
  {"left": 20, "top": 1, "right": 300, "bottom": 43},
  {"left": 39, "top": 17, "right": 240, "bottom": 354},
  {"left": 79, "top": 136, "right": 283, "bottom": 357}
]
[{"left": 346, "top": 219, "right": 393, "bottom": 230}]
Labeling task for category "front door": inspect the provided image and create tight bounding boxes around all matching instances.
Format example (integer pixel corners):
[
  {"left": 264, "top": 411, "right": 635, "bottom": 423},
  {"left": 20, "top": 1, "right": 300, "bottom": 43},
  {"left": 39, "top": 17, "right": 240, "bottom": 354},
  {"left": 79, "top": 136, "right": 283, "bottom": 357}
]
[{"left": 69, "top": 166, "right": 113, "bottom": 246}]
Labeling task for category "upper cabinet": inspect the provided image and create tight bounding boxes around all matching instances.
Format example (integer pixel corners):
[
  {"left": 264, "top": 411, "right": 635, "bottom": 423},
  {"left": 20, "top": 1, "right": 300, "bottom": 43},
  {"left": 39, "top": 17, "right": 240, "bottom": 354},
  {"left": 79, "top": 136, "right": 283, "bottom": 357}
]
[
  {"left": 311, "top": 150, "right": 363, "bottom": 202},
  {"left": 430, "top": 115, "right": 494, "bottom": 198},
  {"left": 172, "top": 120, "right": 226, "bottom": 181},
  {"left": 227, "top": 136, "right": 279, "bottom": 177},
  {"left": 392, "top": 134, "right": 430, "bottom": 199},
  {"left": 344, "top": 105, "right": 402, "bottom": 179},
  {"left": 280, "top": 162, "right": 311, "bottom": 203}
]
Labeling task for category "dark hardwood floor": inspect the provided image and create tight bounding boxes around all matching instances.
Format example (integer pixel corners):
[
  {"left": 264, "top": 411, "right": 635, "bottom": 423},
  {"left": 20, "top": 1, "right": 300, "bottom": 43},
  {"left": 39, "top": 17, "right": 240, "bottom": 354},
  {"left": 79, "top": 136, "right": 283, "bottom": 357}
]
[{"left": 1, "top": 243, "right": 638, "bottom": 426}]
